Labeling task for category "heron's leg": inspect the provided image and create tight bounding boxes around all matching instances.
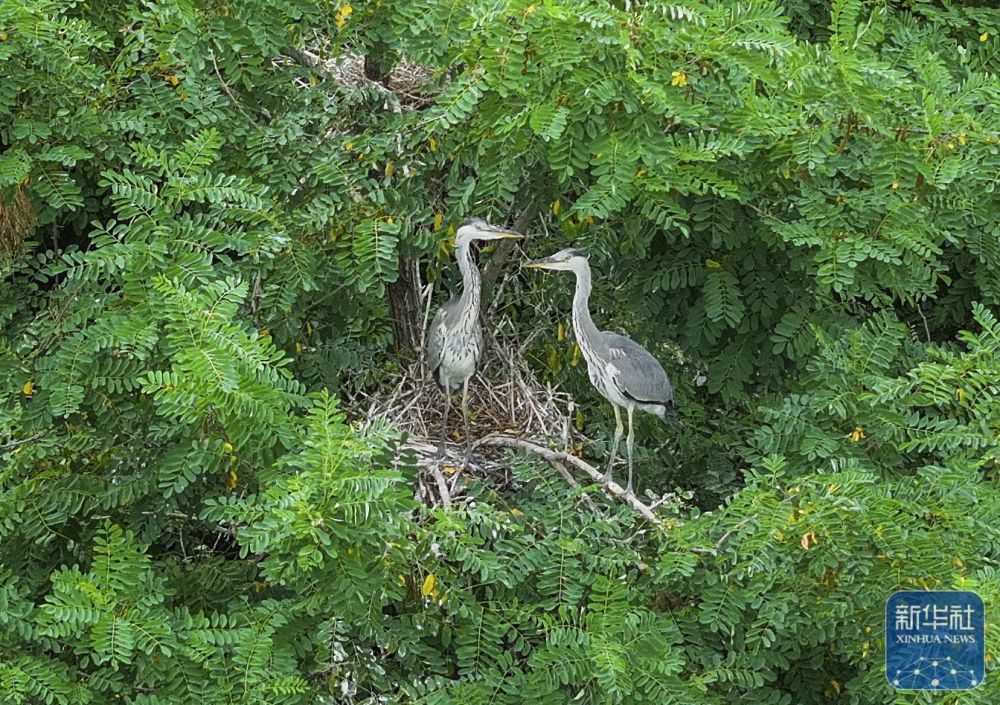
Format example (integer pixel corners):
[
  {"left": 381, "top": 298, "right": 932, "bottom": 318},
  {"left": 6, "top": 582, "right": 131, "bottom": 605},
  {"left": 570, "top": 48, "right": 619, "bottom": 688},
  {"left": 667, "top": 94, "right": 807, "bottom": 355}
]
[
  {"left": 461, "top": 376, "right": 472, "bottom": 461},
  {"left": 438, "top": 376, "right": 451, "bottom": 458},
  {"left": 625, "top": 405, "right": 636, "bottom": 495},
  {"left": 606, "top": 405, "right": 623, "bottom": 486}
]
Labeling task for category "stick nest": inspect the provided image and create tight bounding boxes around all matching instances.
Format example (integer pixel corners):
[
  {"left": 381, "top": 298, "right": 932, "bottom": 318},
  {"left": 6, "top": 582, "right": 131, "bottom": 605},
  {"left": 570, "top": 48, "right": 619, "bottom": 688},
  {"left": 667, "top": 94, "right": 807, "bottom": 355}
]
[
  {"left": 292, "top": 49, "right": 438, "bottom": 109},
  {"left": 357, "top": 313, "right": 585, "bottom": 507},
  {"left": 0, "top": 186, "right": 36, "bottom": 263}
]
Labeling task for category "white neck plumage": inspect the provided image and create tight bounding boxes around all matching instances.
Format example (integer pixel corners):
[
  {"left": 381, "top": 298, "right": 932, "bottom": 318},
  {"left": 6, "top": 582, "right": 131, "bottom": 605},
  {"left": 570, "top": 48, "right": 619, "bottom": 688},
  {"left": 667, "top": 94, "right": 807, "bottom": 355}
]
[
  {"left": 571, "top": 260, "right": 602, "bottom": 357},
  {"left": 456, "top": 241, "right": 481, "bottom": 326}
]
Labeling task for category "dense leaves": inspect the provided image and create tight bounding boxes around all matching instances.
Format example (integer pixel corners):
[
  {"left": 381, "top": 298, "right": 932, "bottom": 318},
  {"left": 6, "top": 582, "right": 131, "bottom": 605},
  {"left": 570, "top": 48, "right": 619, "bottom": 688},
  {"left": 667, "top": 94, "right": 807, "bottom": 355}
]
[{"left": 2, "top": 0, "right": 1000, "bottom": 703}]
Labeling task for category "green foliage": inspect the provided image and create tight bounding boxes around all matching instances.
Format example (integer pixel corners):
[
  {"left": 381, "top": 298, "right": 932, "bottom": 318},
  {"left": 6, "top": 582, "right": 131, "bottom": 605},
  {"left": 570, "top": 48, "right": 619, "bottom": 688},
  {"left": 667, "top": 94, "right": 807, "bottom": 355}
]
[{"left": 2, "top": 0, "right": 1000, "bottom": 703}]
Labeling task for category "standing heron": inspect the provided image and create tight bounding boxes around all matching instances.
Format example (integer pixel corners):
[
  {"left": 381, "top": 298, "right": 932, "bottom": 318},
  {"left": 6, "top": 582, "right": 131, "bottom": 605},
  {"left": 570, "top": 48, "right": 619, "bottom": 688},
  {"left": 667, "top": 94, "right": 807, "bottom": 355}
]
[
  {"left": 526, "top": 248, "right": 674, "bottom": 494},
  {"left": 428, "top": 217, "right": 523, "bottom": 457}
]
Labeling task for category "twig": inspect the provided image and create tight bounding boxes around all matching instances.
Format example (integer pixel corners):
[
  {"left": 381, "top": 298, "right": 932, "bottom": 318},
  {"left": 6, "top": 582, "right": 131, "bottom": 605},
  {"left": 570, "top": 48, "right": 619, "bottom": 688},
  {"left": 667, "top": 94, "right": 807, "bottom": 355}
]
[
  {"left": 430, "top": 465, "right": 452, "bottom": 509},
  {"left": 211, "top": 51, "right": 271, "bottom": 125},
  {"left": 419, "top": 281, "right": 434, "bottom": 379},
  {"left": 561, "top": 402, "right": 573, "bottom": 452},
  {"left": 472, "top": 434, "right": 662, "bottom": 524},
  {"left": 916, "top": 302, "right": 932, "bottom": 343},
  {"left": 0, "top": 432, "right": 45, "bottom": 451},
  {"left": 516, "top": 324, "right": 546, "bottom": 356},
  {"left": 647, "top": 494, "right": 676, "bottom": 511},
  {"left": 689, "top": 516, "right": 754, "bottom": 556},
  {"left": 508, "top": 346, "right": 518, "bottom": 427},
  {"left": 550, "top": 459, "right": 600, "bottom": 512}
]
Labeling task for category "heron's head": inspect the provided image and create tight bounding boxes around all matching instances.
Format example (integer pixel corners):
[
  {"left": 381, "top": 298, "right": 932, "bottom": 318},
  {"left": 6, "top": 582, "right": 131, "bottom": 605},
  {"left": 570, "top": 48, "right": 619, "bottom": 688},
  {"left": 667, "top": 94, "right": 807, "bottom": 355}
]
[
  {"left": 524, "top": 248, "right": 588, "bottom": 272},
  {"left": 454, "top": 217, "right": 523, "bottom": 247}
]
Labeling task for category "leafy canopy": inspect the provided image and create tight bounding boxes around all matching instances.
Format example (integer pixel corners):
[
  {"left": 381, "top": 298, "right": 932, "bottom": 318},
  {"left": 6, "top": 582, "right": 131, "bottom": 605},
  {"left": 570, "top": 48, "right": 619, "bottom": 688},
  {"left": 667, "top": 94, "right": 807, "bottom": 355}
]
[{"left": 2, "top": 1, "right": 1000, "bottom": 704}]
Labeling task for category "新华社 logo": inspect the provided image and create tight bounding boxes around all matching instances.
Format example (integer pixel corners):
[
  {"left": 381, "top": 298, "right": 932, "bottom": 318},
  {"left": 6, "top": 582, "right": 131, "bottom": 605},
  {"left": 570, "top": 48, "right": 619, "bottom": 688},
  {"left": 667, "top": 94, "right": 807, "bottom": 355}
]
[{"left": 886, "top": 590, "right": 985, "bottom": 690}]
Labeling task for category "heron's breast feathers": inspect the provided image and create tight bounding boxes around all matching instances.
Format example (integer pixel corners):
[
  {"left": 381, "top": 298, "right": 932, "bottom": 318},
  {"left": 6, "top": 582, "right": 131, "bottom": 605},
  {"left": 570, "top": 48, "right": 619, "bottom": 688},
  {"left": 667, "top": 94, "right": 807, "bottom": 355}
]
[{"left": 432, "top": 315, "right": 483, "bottom": 384}]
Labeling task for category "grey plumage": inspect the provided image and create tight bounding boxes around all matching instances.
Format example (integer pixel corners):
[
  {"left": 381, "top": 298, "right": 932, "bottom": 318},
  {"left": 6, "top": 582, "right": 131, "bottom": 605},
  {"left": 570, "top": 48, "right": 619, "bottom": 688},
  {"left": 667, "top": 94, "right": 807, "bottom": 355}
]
[
  {"left": 427, "top": 294, "right": 483, "bottom": 392},
  {"left": 526, "top": 248, "right": 674, "bottom": 493},
  {"left": 426, "top": 303, "right": 448, "bottom": 387},
  {"left": 599, "top": 333, "right": 675, "bottom": 416},
  {"left": 428, "top": 218, "right": 522, "bottom": 456}
]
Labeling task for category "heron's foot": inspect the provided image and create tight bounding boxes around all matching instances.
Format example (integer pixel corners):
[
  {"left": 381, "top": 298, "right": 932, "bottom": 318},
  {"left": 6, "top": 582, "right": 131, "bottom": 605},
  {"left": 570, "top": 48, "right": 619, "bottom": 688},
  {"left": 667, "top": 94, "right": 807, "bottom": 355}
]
[
  {"left": 603, "top": 472, "right": 614, "bottom": 488},
  {"left": 624, "top": 482, "right": 633, "bottom": 496}
]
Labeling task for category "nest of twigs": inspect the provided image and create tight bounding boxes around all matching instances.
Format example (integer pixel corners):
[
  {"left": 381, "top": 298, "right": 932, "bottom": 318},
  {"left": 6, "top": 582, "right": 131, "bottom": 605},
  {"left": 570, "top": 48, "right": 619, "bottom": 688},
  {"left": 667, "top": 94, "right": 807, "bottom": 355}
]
[
  {"left": 357, "top": 321, "right": 679, "bottom": 524},
  {"left": 290, "top": 49, "right": 438, "bottom": 110},
  {"left": 0, "top": 185, "right": 35, "bottom": 262},
  {"left": 359, "top": 311, "right": 582, "bottom": 507},
  {"left": 319, "top": 52, "right": 436, "bottom": 102}
]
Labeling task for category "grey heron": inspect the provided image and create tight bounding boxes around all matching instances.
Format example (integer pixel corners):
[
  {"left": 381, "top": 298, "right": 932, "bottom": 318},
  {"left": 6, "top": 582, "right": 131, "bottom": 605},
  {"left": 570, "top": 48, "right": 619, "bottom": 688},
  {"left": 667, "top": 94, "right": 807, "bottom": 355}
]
[
  {"left": 526, "top": 248, "right": 674, "bottom": 494},
  {"left": 428, "top": 217, "right": 523, "bottom": 457}
]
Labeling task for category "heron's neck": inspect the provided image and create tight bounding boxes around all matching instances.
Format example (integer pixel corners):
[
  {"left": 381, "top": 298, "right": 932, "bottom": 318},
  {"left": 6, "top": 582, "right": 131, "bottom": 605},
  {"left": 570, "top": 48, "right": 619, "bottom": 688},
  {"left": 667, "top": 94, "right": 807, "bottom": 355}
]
[
  {"left": 571, "top": 263, "right": 602, "bottom": 354},
  {"left": 456, "top": 241, "right": 481, "bottom": 322}
]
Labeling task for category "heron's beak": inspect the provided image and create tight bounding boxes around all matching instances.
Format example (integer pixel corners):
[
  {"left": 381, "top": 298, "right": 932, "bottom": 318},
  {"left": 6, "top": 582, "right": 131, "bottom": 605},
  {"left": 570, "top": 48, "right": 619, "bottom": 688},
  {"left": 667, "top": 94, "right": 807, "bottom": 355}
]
[
  {"left": 492, "top": 229, "right": 523, "bottom": 240},
  {"left": 524, "top": 257, "right": 554, "bottom": 270}
]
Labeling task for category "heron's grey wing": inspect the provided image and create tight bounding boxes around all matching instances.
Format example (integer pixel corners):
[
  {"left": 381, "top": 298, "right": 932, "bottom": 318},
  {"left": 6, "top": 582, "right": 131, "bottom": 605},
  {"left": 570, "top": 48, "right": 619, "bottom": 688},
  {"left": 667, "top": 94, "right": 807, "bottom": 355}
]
[
  {"left": 427, "top": 308, "right": 447, "bottom": 374},
  {"left": 601, "top": 332, "right": 674, "bottom": 407},
  {"left": 427, "top": 297, "right": 461, "bottom": 382}
]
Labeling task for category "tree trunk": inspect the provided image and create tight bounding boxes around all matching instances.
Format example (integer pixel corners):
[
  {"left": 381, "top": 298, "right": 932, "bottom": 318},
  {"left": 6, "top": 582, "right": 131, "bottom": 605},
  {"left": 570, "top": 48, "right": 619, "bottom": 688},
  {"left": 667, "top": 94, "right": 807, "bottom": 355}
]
[
  {"left": 479, "top": 206, "right": 538, "bottom": 309},
  {"left": 387, "top": 257, "right": 423, "bottom": 353},
  {"left": 364, "top": 43, "right": 395, "bottom": 86}
]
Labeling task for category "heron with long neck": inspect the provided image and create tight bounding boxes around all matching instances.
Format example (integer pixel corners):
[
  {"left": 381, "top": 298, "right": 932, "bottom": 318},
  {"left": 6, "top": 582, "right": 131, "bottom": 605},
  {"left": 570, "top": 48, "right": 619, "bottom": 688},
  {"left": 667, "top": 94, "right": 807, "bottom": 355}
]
[
  {"left": 427, "top": 217, "right": 523, "bottom": 457},
  {"left": 526, "top": 248, "right": 675, "bottom": 493}
]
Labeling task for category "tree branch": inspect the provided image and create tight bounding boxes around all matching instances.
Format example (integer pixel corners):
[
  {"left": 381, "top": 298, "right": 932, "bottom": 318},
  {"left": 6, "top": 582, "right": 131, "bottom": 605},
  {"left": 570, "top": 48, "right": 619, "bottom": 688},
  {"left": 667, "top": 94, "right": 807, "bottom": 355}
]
[
  {"left": 0, "top": 432, "right": 45, "bottom": 451},
  {"left": 430, "top": 465, "right": 452, "bottom": 510},
  {"left": 472, "top": 434, "right": 661, "bottom": 524}
]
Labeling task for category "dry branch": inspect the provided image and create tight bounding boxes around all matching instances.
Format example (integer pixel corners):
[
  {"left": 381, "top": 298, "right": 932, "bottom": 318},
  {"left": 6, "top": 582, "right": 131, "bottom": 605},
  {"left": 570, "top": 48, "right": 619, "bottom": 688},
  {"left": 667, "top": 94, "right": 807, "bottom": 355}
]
[
  {"left": 473, "top": 434, "right": 662, "bottom": 524},
  {"left": 429, "top": 464, "right": 453, "bottom": 510},
  {"left": 0, "top": 431, "right": 45, "bottom": 452}
]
